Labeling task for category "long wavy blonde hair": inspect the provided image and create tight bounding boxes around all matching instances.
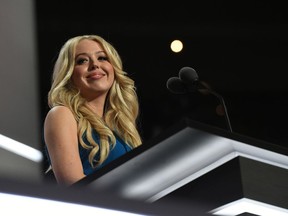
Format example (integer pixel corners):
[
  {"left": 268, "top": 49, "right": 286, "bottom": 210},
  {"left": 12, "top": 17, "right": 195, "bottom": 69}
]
[{"left": 48, "top": 35, "right": 142, "bottom": 168}]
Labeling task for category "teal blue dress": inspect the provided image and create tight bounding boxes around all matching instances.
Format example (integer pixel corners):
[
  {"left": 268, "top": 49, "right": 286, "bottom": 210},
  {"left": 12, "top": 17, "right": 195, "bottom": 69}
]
[
  {"left": 44, "top": 129, "right": 132, "bottom": 176},
  {"left": 80, "top": 130, "right": 132, "bottom": 175}
]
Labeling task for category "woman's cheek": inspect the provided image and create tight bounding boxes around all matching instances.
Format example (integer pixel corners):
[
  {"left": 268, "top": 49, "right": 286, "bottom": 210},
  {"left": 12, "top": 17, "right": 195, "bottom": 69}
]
[{"left": 71, "top": 69, "right": 84, "bottom": 87}]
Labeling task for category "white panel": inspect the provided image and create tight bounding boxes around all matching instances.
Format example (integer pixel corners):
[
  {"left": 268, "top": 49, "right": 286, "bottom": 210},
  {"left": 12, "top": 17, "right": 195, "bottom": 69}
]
[{"left": 0, "top": 0, "right": 42, "bottom": 182}]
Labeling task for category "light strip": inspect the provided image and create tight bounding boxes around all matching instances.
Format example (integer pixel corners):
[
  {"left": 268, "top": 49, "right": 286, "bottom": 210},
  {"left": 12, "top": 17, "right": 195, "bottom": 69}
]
[
  {"left": 0, "top": 192, "right": 147, "bottom": 216},
  {"left": 87, "top": 127, "right": 288, "bottom": 203},
  {"left": 209, "top": 198, "right": 288, "bottom": 216},
  {"left": 0, "top": 134, "right": 43, "bottom": 162},
  {"left": 232, "top": 140, "right": 288, "bottom": 170},
  {"left": 146, "top": 151, "right": 237, "bottom": 202}
]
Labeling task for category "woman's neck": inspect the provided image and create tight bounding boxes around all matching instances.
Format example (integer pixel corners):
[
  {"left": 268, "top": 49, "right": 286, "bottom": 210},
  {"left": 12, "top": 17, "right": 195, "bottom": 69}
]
[{"left": 86, "top": 99, "right": 105, "bottom": 117}]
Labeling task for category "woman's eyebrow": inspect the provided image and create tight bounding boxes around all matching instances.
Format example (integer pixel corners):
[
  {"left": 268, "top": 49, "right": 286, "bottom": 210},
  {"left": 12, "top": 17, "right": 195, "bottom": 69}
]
[{"left": 75, "top": 51, "right": 105, "bottom": 58}]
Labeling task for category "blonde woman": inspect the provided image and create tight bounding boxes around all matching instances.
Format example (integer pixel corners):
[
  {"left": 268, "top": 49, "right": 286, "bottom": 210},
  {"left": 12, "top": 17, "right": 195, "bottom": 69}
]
[{"left": 43, "top": 35, "right": 142, "bottom": 186}]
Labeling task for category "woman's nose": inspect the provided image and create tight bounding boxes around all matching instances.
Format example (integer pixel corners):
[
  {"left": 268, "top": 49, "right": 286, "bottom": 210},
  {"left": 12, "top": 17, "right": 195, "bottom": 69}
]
[{"left": 90, "top": 60, "right": 99, "bottom": 69}]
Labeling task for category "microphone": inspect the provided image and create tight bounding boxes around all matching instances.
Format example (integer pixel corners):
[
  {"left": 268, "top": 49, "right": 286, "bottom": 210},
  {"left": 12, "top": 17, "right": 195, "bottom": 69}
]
[
  {"left": 178, "top": 66, "right": 210, "bottom": 93},
  {"left": 179, "top": 66, "right": 199, "bottom": 84},
  {"left": 166, "top": 66, "right": 233, "bottom": 133},
  {"left": 167, "top": 67, "right": 207, "bottom": 94},
  {"left": 166, "top": 67, "right": 201, "bottom": 94},
  {"left": 166, "top": 77, "right": 187, "bottom": 94}
]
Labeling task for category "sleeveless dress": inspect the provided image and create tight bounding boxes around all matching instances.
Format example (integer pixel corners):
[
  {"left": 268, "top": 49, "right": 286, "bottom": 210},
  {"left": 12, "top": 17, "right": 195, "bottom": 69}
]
[
  {"left": 80, "top": 130, "right": 132, "bottom": 175},
  {"left": 44, "top": 129, "right": 132, "bottom": 176}
]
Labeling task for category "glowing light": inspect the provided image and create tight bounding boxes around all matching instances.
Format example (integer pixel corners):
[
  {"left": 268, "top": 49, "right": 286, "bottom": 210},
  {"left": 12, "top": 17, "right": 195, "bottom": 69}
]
[
  {"left": 170, "top": 40, "right": 183, "bottom": 53},
  {"left": 0, "top": 134, "right": 43, "bottom": 162},
  {"left": 210, "top": 198, "right": 288, "bottom": 216},
  {"left": 0, "top": 192, "right": 146, "bottom": 216}
]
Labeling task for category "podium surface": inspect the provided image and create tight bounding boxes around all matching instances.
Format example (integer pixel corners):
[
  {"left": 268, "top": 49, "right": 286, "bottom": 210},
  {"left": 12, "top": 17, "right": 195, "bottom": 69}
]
[{"left": 76, "top": 118, "right": 288, "bottom": 215}]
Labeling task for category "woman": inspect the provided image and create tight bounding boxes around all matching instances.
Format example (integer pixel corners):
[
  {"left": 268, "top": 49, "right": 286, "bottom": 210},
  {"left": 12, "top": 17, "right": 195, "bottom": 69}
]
[{"left": 43, "top": 35, "right": 142, "bottom": 186}]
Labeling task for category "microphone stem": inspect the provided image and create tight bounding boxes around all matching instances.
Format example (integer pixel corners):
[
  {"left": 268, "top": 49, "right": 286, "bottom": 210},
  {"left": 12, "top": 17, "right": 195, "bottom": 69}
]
[{"left": 201, "top": 88, "right": 233, "bottom": 133}]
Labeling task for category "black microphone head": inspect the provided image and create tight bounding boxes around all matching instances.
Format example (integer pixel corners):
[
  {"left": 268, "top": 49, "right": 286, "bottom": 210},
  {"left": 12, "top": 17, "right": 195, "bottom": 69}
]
[
  {"left": 179, "top": 66, "right": 199, "bottom": 84},
  {"left": 166, "top": 77, "right": 187, "bottom": 94}
]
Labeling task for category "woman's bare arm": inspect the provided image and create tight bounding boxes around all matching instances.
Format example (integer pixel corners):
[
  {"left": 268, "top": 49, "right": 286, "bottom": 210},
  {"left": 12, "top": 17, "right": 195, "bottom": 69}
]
[{"left": 44, "top": 106, "right": 86, "bottom": 186}]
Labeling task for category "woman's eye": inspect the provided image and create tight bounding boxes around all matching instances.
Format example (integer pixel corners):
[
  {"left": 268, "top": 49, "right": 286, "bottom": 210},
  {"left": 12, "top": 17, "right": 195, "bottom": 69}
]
[
  {"left": 98, "top": 56, "right": 108, "bottom": 61},
  {"left": 76, "top": 58, "right": 88, "bottom": 64}
]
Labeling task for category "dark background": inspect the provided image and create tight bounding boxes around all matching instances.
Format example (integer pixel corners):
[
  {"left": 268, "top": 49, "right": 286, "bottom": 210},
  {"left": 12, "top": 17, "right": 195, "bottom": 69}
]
[{"left": 35, "top": 1, "right": 288, "bottom": 148}]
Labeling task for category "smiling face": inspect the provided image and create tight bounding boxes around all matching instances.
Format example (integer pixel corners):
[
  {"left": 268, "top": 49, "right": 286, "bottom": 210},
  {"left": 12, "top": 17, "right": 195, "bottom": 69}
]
[{"left": 71, "top": 39, "right": 115, "bottom": 101}]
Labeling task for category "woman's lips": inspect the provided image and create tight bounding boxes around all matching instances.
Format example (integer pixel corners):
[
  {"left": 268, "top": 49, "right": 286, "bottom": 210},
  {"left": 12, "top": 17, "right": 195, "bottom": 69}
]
[{"left": 87, "top": 72, "right": 105, "bottom": 79}]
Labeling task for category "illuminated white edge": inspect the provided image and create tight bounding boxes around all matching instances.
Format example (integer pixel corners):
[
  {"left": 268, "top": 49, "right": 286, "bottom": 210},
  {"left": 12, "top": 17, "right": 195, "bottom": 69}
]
[
  {"left": 87, "top": 127, "right": 288, "bottom": 204},
  {"left": 0, "top": 192, "right": 146, "bottom": 216},
  {"left": 209, "top": 198, "right": 288, "bottom": 216},
  {"left": 146, "top": 150, "right": 238, "bottom": 202},
  {"left": 146, "top": 135, "right": 288, "bottom": 202},
  {"left": 0, "top": 134, "right": 43, "bottom": 162}
]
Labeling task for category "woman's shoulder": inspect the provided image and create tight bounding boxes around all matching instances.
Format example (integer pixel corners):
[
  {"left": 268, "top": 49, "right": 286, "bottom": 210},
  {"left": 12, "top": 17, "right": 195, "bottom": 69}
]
[
  {"left": 45, "top": 106, "right": 75, "bottom": 123},
  {"left": 48, "top": 105, "right": 71, "bottom": 113}
]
